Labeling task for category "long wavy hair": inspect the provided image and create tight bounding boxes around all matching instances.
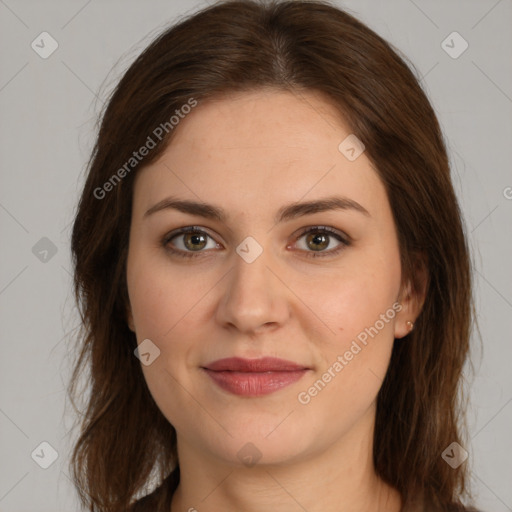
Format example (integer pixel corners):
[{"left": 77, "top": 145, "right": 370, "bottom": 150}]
[{"left": 68, "top": 1, "right": 477, "bottom": 510}]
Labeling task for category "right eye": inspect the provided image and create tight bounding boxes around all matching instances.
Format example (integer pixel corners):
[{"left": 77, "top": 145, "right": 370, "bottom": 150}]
[{"left": 162, "top": 226, "right": 221, "bottom": 258}]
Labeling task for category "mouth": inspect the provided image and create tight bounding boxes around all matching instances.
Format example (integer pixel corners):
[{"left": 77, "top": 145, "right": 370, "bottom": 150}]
[{"left": 201, "top": 357, "right": 310, "bottom": 397}]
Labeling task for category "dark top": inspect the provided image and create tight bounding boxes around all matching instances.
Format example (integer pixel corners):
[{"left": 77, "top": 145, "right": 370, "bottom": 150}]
[
  {"left": 129, "top": 469, "right": 178, "bottom": 512},
  {"left": 129, "top": 469, "right": 483, "bottom": 512}
]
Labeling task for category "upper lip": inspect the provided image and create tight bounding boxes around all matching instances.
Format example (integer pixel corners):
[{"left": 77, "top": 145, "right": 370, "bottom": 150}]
[{"left": 203, "top": 357, "right": 309, "bottom": 372}]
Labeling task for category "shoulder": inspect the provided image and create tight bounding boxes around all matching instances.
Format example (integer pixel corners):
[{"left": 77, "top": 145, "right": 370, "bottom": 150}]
[
  {"left": 408, "top": 494, "right": 484, "bottom": 512},
  {"left": 423, "top": 503, "right": 484, "bottom": 512}
]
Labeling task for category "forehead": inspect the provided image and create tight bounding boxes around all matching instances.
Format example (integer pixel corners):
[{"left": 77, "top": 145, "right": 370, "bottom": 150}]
[
  {"left": 165, "top": 89, "right": 352, "bottom": 162},
  {"left": 132, "top": 89, "right": 386, "bottom": 220}
]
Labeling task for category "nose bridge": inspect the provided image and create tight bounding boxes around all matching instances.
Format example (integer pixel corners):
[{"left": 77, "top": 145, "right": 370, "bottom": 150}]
[{"left": 216, "top": 237, "right": 288, "bottom": 333}]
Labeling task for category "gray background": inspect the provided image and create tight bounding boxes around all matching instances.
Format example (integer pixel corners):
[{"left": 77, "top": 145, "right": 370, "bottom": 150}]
[{"left": 0, "top": 0, "right": 511, "bottom": 511}]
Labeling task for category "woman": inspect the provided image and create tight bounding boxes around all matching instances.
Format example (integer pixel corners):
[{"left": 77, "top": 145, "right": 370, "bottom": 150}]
[{"left": 68, "top": 1, "right": 481, "bottom": 511}]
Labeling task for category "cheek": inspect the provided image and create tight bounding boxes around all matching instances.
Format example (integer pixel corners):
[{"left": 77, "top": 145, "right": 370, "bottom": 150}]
[
  {"left": 308, "top": 246, "right": 401, "bottom": 344},
  {"left": 126, "top": 251, "right": 209, "bottom": 412},
  {"left": 298, "top": 246, "right": 401, "bottom": 400},
  {"left": 296, "top": 295, "right": 399, "bottom": 438},
  {"left": 127, "top": 249, "right": 203, "bottom": 339},
  {"left": 128, "top": 263, "right": 196, "bottom": 427}
]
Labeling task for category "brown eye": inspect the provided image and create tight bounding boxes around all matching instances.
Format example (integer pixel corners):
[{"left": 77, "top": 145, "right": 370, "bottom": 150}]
[
  {"left": 163, "top": 227, "right": 219, "bottom": 258},
  {"left": 305, "top": 232, "right": 330, "bottom": 251},
  {"left": 162, "top": 225, "right": 350, "bottom": 260},
  {"left": 294, "top": 226, "right": 350, "bottom": 258},
  {"left": 182, "top": 232, "right": 208, "bottom": 251}
]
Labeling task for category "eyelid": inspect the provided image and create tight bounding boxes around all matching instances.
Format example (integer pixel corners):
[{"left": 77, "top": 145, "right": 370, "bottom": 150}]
[
  {"left": 161, "top": 226, "right": 219, "bottom": 254},
  {"left": 162, "top": 225, "right": 350, "bottom": 258},
  {"left": 293, "top": 225, "right": 350, "bottom": 243},
  {"left": 289, "top": 225, "right": 350, "bottom": 258}
]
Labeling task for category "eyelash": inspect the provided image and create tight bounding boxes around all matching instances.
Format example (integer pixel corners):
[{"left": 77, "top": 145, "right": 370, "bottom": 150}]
[{"left": 162, "top": 225, "right": 350, "bottom": 260}]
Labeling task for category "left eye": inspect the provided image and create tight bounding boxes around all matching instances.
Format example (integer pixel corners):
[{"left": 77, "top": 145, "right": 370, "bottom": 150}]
[
  {"left": 292, "top": 226, "right": 349, "bottom": 258},
  {"left": 162, "top": 225, "right": 349, "bottom": 259}
]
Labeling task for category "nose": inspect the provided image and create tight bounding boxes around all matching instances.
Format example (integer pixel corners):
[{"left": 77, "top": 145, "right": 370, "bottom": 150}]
[{"left": 215, "top": 246, "right": 290, "bottom": 336}]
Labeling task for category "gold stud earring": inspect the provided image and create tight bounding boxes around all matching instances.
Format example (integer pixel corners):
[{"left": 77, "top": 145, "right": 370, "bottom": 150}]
[{"left": 406, "top": 321, "right": 414, "bottom": 332}]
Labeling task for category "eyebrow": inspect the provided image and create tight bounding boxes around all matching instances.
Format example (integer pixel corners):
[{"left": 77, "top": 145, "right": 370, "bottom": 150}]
[{"left": 144, "top": 195, "right": 370, "bottom": 223}]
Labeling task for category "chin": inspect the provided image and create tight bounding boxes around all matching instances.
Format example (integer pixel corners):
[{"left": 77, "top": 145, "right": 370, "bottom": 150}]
[{"left": 199, "top": 424, "right": 317, "bottom": 469}]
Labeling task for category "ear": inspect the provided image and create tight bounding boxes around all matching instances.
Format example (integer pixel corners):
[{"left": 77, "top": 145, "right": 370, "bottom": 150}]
[{"left": 394, "top": 251, "right": 428, "bottom": 339}]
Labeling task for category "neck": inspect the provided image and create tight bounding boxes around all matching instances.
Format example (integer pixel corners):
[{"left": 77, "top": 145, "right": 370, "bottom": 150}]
[{"left": 169, "top": 405, "right": 402, "bottom": 512}]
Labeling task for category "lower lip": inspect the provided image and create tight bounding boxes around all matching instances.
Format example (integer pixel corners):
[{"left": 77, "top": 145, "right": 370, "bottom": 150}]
[{"left": 203, "top": 369, "right": 308, "bottom": 396}]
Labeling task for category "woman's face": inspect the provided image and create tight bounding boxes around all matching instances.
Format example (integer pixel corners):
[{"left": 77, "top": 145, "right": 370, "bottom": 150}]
[{"left": 126, "top": 89, "right": 416, "bottom": 467}]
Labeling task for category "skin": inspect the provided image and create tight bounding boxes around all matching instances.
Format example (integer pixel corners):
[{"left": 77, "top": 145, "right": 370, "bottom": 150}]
[{"left": 126, "top": 89, "right": 426, "bottom": 512}]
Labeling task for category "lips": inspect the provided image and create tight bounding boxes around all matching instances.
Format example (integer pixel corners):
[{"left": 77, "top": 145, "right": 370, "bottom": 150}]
[
  {"left": 204, "top": 357, "right": 308, "bottom": 372},
  {"left": 202, "top": 357, "right": 310, "bottom": 396}
]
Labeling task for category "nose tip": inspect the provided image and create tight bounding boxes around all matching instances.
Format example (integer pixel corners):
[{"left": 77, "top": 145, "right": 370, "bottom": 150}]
[{"left": 216, "top": 249, "right": 290, "bottom": 335}]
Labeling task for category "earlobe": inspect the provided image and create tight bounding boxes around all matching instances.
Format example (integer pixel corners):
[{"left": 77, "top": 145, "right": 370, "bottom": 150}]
[
  {"left": 394, "top": 252, "right": 428, "bottom": 339},
  {"left": 394, "top": 286, "right": 416, "bottom": 339},
  {"left": 394, "top": 309, "right": 416, "bottom": 339},
  {"left": 396, "top": 319, "right": 414, "bottom": 339}
]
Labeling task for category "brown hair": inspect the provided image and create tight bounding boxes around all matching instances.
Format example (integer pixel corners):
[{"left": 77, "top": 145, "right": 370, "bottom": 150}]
[{"left": 68, "top": 0, "right": 478, "bottom": 510}]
